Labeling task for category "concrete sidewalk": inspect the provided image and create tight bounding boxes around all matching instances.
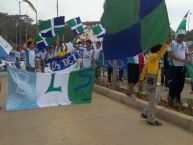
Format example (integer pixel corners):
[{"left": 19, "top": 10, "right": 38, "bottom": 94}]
[
  {"left": 0, "top": 76, "right": 193, "bottom": 145},
  {"left": 97, "top": 76, "right": 193, "bottom": 102}
]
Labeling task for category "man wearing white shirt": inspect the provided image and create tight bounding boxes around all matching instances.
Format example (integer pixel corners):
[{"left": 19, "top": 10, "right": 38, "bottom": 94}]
[
  {"left": 82, "top": 40, "right": 94, "bottom": 68},
  {"left": 25, "top": 41, "right": 36, "bottom": 72},
  {"left": 168, "top": 30, "right": 192, "bottom": 103},
  {"left": 93, "top": 41, "right": 102, "bottom": 61},
  {"left": 38, "top": 49, "right": 47, "bottom": 72},
  {"left": 93, "top": 41, "right": 102, "bottom": 79}
]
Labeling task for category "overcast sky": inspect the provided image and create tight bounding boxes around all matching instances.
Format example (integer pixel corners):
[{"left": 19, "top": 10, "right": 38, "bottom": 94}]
[{"left": 0, "top": 0, "right": 193, "bottom": 31}]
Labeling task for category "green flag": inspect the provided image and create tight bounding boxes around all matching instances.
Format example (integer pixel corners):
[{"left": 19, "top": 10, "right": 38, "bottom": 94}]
[{"left": 177, "top": 11, "right": 190, "bottom": 32}]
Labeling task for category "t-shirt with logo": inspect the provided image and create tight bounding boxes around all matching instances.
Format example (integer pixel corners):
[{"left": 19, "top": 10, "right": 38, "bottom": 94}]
[
  {"left": 82, "top": 48, "right": 94, "bottom": 68},
  {"left": 168, "top": 40, "right": 189, "bottom": 66}
]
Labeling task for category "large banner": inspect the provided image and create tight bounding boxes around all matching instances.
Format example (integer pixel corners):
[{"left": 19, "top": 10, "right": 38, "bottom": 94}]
[
  {"left": 7, "top": 66, "right": 95, "bottom": 111},
  {"left": 47, "top": 50, "right": 81, "bottom": 71}
]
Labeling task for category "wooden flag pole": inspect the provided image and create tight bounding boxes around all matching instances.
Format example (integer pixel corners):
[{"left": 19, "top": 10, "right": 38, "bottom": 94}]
[{"left": 112, "top": 60, "right": 118, "bottom": 90}]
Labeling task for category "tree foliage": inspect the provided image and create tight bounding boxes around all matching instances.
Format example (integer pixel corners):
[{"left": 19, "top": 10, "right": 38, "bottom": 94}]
[{"left": 0, "top": 12, "right": 36, "bottom": 47}]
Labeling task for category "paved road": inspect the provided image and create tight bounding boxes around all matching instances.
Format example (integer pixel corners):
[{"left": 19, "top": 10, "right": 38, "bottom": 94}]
[{"left": 0, "top": 76, "right": 193, "bottom": 145}]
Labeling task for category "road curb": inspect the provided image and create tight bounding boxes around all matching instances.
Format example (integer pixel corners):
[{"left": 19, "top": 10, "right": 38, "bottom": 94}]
[{"left": 94, "top": 84, "right": 193, "bottom": 132}]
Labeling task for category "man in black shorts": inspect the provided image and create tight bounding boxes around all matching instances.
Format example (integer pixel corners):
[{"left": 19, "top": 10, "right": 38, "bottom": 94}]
[{"left": 127, "top": 62, "right": 140, "bottom": 97}]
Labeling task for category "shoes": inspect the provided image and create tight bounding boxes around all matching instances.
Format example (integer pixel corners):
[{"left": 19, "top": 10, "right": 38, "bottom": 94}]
[
  {"left": 147, "top": 120, "right": 162, "bottom": 126},
  {"left": 119, "top": 78, "right": 123, "bottom": 81},
  {"left": 127, "top": 94, "right": 135, "bottom": 98},
  {"left": 140, "top": 113, "right": 147, "bottom": 119},
  {"left": 138, "top": 91, "right": 146, "bottom": 95}
]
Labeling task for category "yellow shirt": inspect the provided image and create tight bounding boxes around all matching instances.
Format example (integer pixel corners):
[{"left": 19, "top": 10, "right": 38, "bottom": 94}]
[
  {"left": 140, "top": 43, "right": 169, "bottom": 80},
  {"left": 57, "top": 50, "right": 67, "bottom": 57}
]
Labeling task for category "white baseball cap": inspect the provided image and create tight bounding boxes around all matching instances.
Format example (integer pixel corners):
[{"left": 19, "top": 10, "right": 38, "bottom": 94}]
[{"left": 176, "top": 30, "right": 186, "bottom": 36}]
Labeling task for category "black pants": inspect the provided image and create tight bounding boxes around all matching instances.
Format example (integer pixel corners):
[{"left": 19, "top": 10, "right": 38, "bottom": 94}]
[
  {"left": 108, "top": 68, "right": 112, "bottom": 83},
  {"left": 119, "top": 69, "right": 124, "bottom": 80},
  {"left": 95, "top": 67, "right": 100, "bottom": 79},
  {"left": 168, "top": 66, "right": 185, "bottom": 103},
  {"left": 161, "top": 67, "right": 169, "bottom": 87}
]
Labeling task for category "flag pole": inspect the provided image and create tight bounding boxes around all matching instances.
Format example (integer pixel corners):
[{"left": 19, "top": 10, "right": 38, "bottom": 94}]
[
  {"left": 56, "top": 0, "right": 58, "bottom": 17},
  {"left": 16, "top": 0, "right": 22, "bottom": 46},
  {"left": 56, "top": 0, "right": 59, "bottom": 46},
  {"left": 188, "top": 12, "right": 192, "bottom": 31},
  {"left": 112, "top": 60, "right": 118, "bottom": 90}
]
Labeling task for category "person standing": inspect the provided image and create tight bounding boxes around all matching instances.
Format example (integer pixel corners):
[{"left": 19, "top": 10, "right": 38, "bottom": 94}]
[
  {"left": 15, "top": 57, "right": 21, "bottom": 69},
  {"left": 168, "top": 30, "right": 192, "bottom": 103},
  {"left": 57, "top": 43, "right": 68, "bottom": 58},
  {"left": 20, "top": 47, "right": 26, "bottom": 61},
  {"left": 189, "top": 48, "right": 193, "bottom": 94},
  {"left": 82, "top": 40, "right": 94, "bottom": 68},
  {"left": 127, "top": 54, "right": 146, "bottom": 97},
  {"left": 93, "top": 41, "right": 102, "bottom": 79},
  {"left": 140, "top": 37, "right": 171, "bottom": 126},
  {"left": 38, "top": 49, "right": 47, "bottom": 72},
  {"left": 25, "top": 41, "right": 36, "bottom": 72}
]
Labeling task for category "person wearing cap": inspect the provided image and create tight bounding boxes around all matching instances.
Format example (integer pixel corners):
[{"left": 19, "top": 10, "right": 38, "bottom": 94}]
[{"left": 168, "top": 30, "right": 192, "bottom": 104}]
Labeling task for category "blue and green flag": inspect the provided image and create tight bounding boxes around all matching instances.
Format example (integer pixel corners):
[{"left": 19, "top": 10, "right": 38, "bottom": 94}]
[
  {"left": 32, "top": 34, "right": 53, "bottom": 50},
  {"left": 92, "top": 24, "right": 105, "bottom": 38},
  {"left": 39, "top": 16, "right": 65, "bottom": 37},
  {"left": 66, "top": 17, "right": 84, "bottom": 35},
  {"left": 177, "top": 11, "right": 190, "bottom": 32},
  {"left": 101, "top": 0, "right": 170, "bottom": 59}
]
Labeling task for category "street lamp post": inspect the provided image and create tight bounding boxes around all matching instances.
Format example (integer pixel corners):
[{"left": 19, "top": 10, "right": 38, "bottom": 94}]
[
  {"left": 33, "top": 0, "right": 38, "bottom": 33},
  {"left": 16, "top": 22, "right": 18, "bottom": 48},
  {"left": 56, "top": 0, "right": 59, "bottom": 45},
  {"left": 18, "top": 1, "right": 22, "bottom": 46},
  {"left": 23, "top": 0, "right": 38, "bottom": 33}
]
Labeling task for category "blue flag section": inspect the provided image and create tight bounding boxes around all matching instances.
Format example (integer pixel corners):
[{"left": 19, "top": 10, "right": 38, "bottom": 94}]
[
  {"left": 98, "top": 52, "right": 128, "bottom": 69},
  {"left": 47, "top": 50, "right": 81, "bottom": 71},
  {"left": 0, "top": 52, "right": 16, "bottom": 62}
]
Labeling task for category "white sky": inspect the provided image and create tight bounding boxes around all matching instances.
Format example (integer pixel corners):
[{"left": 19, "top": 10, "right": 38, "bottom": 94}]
[{"left": 0, "top": 0, "right": 193, "bottom": 31}]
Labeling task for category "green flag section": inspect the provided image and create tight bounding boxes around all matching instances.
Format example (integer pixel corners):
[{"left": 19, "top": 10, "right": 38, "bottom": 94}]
[
  {"left": 39, "top": 16, "right": 65, "bottom": 37},
  {"left": 177, "top": 11, "right": 190, "bottom": 32},
  {"left": 6, "top": 67, "right": 95, "bottom": 111},
  {"left": 101, "top": 0, "right": 170, "bottom": 60},
  {"left": 66, "top": 17, "right": 84, "bottom": 35},
  {"left": 68, "top": 68, "right": 95, "bottom": 104},
  {"left": 32, "top": 34, "right": 53, "bottom": 50},
  {"left": 185, "top": 64, "right": 193, "bottom": 79},
  {"left": 101, "top": 0, "right": 139, "bottom": 34}
]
